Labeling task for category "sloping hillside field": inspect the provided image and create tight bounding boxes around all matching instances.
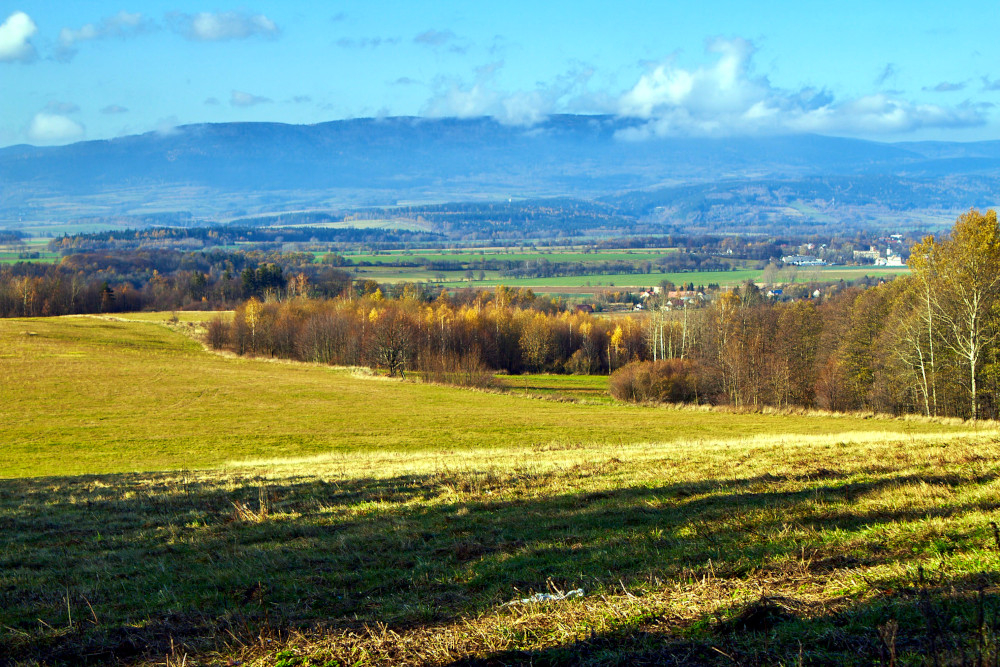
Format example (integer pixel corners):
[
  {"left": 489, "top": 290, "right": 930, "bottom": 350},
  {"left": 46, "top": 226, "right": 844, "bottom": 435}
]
[{"left": 3, "top": 316, "right": 1000, "bottom": 664}]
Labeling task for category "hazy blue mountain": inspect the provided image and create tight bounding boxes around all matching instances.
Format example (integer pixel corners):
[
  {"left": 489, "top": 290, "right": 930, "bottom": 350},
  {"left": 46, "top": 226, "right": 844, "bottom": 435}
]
[{"left": 1, "top": 115, "right": 999, "bottom": 229}]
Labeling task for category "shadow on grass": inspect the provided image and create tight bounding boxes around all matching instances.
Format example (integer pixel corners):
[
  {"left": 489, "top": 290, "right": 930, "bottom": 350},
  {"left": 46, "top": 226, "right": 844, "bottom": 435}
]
[
  {"left": 446, "top": 572, "right": 1000, "bottom": 666},
  {"left": 2, "top": 464, "right": 999, "bottom": 664}
]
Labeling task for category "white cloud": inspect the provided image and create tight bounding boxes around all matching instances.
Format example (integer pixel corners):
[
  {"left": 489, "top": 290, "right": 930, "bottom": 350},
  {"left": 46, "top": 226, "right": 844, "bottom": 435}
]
[
  {"left": 614, "top": 38, "right": 985, "bottom": 138},
  {"left": 230, "top": 90, "right": 271, "bottom": 107},
  {"left": 171, "top": 11, "right": 279, "bottom": 42},
  {"left": 0, "top": 11, "right": 37, "bottom": 63},
  {"left": 155, "top": 116, "right": 180, "bottom": 135},
  {"left": 27, "top": 113, "right": 84, "bottom": 144},
  {"left": 619, "top": 38, "right": 765, "bottom": 119},
  {"left": 423, "top": 62, "right": 599, "bottom": 126},
  {"left": 57, "top": 11, "right": 151, "bottom": 60}
]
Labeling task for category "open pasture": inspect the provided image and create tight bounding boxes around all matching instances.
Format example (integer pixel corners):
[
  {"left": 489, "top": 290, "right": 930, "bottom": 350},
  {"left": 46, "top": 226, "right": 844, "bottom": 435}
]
[
  {"left": 0, "top": 239, "right": 60, "bottom": 265},
  {"left": 2, "top": 316, "right": 999, "bottom": 665},
  {"left": 338, "top": 247, "right": 679, "bottom": 265},
  {"left": 0, "top": 315, "right": 954, "bottom": 479}
]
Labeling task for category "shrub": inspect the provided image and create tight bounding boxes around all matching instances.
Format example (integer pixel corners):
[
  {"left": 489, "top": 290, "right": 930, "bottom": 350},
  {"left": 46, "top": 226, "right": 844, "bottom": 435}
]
[
  {"left": 609, "top": 359, "right": 700, "bottom": 404},
  {"left": 205, "top": 316, "right": 230, "bottom": 350}
]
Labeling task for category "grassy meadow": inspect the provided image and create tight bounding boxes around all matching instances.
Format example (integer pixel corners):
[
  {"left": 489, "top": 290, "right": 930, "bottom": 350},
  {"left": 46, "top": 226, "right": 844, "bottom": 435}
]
[
  {"left": 347, "top": 264, "right": 910, "bottom": 296},
  {"left": 0, "top": 239, "right": 60, "bottom": 265},
  {"left": 338, "top": 247, "right": 679, "bottom": 265},
  {"left": 3, "top": 315, "right": 1000, "bottom": 665}
]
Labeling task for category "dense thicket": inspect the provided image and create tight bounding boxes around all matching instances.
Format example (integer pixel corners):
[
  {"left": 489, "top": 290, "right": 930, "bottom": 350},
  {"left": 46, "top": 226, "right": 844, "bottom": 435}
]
[{"left": 206, "top": 286, "right": 629, "bottom": 378}]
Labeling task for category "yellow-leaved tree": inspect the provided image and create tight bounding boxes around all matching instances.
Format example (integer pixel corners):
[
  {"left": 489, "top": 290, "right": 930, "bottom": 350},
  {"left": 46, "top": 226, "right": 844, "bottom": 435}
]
[{"left": 909, "top": 209, "right": 1000, "bottom": 419}]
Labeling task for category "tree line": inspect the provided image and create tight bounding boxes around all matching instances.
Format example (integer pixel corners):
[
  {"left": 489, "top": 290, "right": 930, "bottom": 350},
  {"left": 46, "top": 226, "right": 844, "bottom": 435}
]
[
  {"left": 613, "top": 210, "right": 1000, "bottom": 419},
  {"left": 208, "top": 210, "right": 1000, "bottom": 419},
  {"left": 206, "top": 285, "right": 635, "bottom": 379},
  {"left": 0, "top": 249, "right": 353, "bottom": 317}
]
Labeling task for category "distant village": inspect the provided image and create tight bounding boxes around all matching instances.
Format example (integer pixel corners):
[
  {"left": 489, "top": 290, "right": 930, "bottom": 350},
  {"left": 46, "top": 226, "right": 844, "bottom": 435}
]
[
  {"left": 601, "top": 233, "right": 910, "bottom": 312},
  {"left": 780, "top": 233, "right": 907, "bottom": 268}
]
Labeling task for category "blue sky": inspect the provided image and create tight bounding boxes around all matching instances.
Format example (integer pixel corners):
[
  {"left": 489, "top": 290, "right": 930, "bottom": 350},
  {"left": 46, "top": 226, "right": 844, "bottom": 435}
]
[{"left": 2, "top": 1, "right": 999, "bottom": 146}]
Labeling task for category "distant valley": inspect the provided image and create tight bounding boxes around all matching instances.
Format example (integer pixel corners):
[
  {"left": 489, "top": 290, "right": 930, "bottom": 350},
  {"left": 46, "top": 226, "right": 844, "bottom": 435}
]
[{"left": 3, "top": 114, "right": 1000, "bottom": 236}]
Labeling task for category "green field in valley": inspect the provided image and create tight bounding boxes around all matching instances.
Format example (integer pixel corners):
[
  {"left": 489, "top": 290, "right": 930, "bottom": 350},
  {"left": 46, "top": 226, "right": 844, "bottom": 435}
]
[
  {"left": 339, "top": 247, "right": 680, "bottom": 264},
  {"left": 345, "top": 265, "right": 915, "bottom": 298},
  {"left": 0, "top": 240, "right": 60, "bottom": 264},
  {"left": 3, "top": 315, "right": 999, "bottom": 666}
]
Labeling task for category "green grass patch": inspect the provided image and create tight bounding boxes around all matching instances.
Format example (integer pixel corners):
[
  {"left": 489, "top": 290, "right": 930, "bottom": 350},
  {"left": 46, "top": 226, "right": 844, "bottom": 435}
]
[
  {"left": 4, "top": 430, "right": 1000, "bottom": 665},
  {"left": 493, "top": 372, "right": 613, "bottom": 403},
  {"left": 3, "top": 317, "right": 1000, "bottom": 665},
  {"left": 341, "top": 247, "right": 679, "bottom": 265},
  {"left": 0, "top": 315, "right": 963, "bottom": 479}
]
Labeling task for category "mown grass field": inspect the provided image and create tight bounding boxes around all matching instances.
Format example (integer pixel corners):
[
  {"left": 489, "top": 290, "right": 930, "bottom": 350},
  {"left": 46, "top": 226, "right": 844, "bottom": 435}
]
[{"left": 3, "top": 315, "right": 999, "bottom": 666}]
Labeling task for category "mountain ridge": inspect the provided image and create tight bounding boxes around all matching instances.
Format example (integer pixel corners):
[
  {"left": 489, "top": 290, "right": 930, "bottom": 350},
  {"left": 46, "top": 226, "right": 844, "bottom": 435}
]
[{"left": 2, "top": 115, "right": 999, "bottom": 229}]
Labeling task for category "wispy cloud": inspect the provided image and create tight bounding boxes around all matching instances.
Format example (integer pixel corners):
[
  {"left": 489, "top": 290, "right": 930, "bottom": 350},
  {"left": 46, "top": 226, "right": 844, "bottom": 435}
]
[
  {"left": 414, "top": 29, "right": 456, "bottom": 47},
  {"left": 290, "top": 95, "right": 312, "bottom": 104},
  {"left": 230, "top": 90, "right": 271, "bottom": 107},
  {"left": 423, "top": 62, "right": 599, "bottom": 126},
  {"left": 923, "top": 81, "right": 966, "bottom": 92},
  {"left": 169, "top": 11, "right": 279, "bottom": 42},
  {"left": 0, "top": 11, "right": 37, "bottom": 63},
  {"left": 335, "top": 36, "right": 399, "bottom": 48},
  {"left": 414, "top": 28, "right": 466, "bottom": 54},
  {"left": 27, "top": 112, "right": 84, "bottom": 144},
  {"left": 875, "top": 62, "right": 898, "bottom": 86},
  {"left": 981, "top": 76, "right": 1000, "bottom": 92},
  {"left": 57, "top": 11, "right": 152, "bottom": 61},
  {"left": 155, "top": 116, "right": 180, "bottom": 135},
  {"left": 101, "top": 104, "right": 128, "bottom": 114}
]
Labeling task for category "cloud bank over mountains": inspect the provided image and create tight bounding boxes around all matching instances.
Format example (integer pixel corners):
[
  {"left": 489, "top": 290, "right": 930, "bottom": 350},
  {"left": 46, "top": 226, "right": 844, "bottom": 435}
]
[
  {"left": 425, "top": 37, "right": 986, "bottom": 137},
  {"left": 615, "top": 38, "right": 985, "bottom": 137},
  {"left": 1, "top": 7, "right": 995, "bottom": 145}
]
